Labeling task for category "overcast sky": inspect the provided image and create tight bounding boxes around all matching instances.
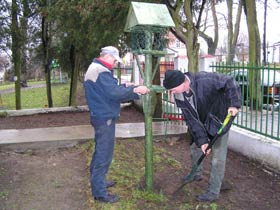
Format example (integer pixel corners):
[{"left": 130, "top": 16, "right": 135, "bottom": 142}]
[
  {"left": 255, "top": 0, "right": 280, "bottom": 45},
  {"left": 212, "top": 0, "right": 280, "bottom": 48}
]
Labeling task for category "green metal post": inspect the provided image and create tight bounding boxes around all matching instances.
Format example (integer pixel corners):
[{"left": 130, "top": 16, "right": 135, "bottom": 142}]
[
  {"left": 142, "top": 30, "right": 155, "bottom": 192},
  {"left": 117, "top": 64, "right": 121, "bottom": 84},
  {"left": 124, "top": 1, "right": 175, "bottom": 192}
]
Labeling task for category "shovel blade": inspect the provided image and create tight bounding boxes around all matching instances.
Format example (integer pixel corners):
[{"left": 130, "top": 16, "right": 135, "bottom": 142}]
[
  {"left": 173, "top": 164, "right": 199, "bottom": 196},
  {"left": 183, "top": 164, "right": 198, "bottom": 182}
]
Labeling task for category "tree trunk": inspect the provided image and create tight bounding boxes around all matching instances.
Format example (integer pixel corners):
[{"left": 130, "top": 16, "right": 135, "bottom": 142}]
[
  {"left": 184, "top": 0, "right": 201, "bottom": 73},
  {"left": 186, "top": 29, "right": 200, "bottom": 73},
  {"left": 196, "top": 0, "right": 218, "bottom": 56},
  {"left": 152, "top": 56, "right": 162, "bottom": 119},
  {"left": 262, "top": 0, "right": 267, "bottom": 65},
  {"left": 41, "top": 4, "right": 53, "bottom": 108},
  {"left": 69, "top": 44, "right": 78, "bottom": 106},
  {"left": 227, "top": 0, "right": 234, "bottom": 63},
  {"left": 243, "top": 0, "right": 261, "bottom": 110},
  {"left": 20, "top": 0, "right": 29, "bottom": 80},
  {"left": 11, "top": 0, "right": 21, "bottom": 110},
  {"left": 165, "top": 0, "right": 205, "bottom": 73},
  {"left": 226, "top": 0, "right": 242, "bottom": 64},
  {"left": 45, "top": 64, "right": 52, "bottom": 108}
]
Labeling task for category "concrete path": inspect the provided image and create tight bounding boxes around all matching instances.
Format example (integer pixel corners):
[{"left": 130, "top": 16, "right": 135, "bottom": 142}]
[
  {"left": 0, "top": 105, "right": 279, "bottom": 172},
  {"left": 0, "top": 122, "right": 188, "bottom": 151}
]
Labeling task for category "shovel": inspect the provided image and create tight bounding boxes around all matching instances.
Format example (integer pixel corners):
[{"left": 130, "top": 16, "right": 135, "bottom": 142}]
[{"left": 173, "top": 112, "right": 234, "bottom": 195}]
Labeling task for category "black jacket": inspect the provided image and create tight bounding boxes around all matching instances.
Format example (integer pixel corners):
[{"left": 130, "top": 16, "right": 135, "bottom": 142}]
[{"left": 174, "top": 71, "right": 242, "bottom": 147}]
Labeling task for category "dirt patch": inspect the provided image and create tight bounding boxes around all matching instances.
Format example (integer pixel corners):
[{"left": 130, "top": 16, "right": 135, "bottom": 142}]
[
  {"left": 0, "top": 147, "right": 89, "bottom": 210},
  {"left": 154, "top": 139, "right": 280, "bottom": 210},
  {"left": 0, "top": 104, "right": 144, "bottom": 129},
  {"left": 1, "top": 104, "right": 280, "bottom": 209},
  {"left": 128, "top": 138, "right": 280, "bottom": 210}
]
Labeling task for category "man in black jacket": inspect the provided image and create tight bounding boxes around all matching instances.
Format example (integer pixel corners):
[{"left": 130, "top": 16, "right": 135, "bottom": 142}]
[{"left": 163, "top": 70, "right": 241, "bottom": 202}]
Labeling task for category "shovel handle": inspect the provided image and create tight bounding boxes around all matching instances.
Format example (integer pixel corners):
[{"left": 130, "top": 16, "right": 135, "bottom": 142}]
[
  {"left": 217, "top": 112, "right": 232, "bottom": 135},
  {"left": 197, "top": 113, "right": 234, "bottom": 166},
  {"left": 205, "top": 112, "right": 233, "bottom": 150}
]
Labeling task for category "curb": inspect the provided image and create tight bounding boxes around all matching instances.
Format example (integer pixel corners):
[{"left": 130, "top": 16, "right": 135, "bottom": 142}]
[{"left": 0, "top": 105, "right": 89, "bottom": 117}]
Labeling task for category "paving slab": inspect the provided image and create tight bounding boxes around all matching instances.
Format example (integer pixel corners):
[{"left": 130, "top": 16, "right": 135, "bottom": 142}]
[{"left": 0, "top": 122, "right": 187, "bottom": 151}]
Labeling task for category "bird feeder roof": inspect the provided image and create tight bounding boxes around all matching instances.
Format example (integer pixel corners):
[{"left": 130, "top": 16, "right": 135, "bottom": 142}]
[{"left": 124, "top": 2, "right": 175, "bottom": 32}]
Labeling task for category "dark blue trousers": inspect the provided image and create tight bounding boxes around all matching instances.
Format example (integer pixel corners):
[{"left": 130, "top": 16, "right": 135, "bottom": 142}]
[{"left": 90, "top": 118, "right": 116, "bottom": 197}]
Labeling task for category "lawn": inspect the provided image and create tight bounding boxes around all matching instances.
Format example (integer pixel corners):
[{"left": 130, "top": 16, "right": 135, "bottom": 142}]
[{"left": 0, "top": 81, "right": 79, "bottom": 110}]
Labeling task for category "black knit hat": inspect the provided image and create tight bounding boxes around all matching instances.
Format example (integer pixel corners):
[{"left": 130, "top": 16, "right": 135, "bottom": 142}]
[{"left": 163, "top": 70, "right": 185, "bottom": 89}]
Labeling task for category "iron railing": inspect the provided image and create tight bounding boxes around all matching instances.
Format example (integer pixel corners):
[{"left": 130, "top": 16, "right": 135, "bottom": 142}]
[
  {"left": 211, "top": 63, "right": 280, "bottom": 141},
  {"left": 161, "top": 64, "right": 280, "bottom": 140},
  {"left": 118, "top": 64, "right": 280, "bottom": 140}
]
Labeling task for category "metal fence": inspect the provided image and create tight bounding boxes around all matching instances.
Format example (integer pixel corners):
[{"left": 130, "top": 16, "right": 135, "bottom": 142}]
[
  {"left": 117, "top": 64, "right": 280, "bottom": 140},
  {"left": 210, "top": 63, "right": 280, "bottom": 141},
  {"left": 113, "top": 67, "right": 133, "bottom": 84},
  {"left": 161, "top": 64, "right": 280, "bottom": 140}
]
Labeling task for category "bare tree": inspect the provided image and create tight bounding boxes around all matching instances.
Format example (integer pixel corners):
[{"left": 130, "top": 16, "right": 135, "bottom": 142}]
[
  {"left": 164, "top": 0, "right": 207, "bottom": 73},
  {"left": 226, "top": 0, "right": 242, "bottom": 64},
  {"left": 198, "top": 0, "right": 219, "bottom": 55},
  {"left": 243, "top": 0, "right": 262, "bottom": 110}
]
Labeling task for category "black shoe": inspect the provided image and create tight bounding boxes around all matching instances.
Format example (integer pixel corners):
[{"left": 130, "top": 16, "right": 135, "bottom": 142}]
[
  {"left": 196, "top": 191, "right": 219, "bottom": 202},
  {"left": 94, "top": 194, "right": 119, "bottom": 203},
  {"left": 182, "top": 174, "right": 203, "bottom": 183},
  {"left": 193, "top": 174, "right": 203, "bottom": 182},
  {"left": 106, "top": 180, "right": 116, "bottom": 188}
]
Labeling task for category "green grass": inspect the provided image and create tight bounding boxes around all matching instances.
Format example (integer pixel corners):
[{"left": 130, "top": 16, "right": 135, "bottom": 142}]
[
  {"left": 0, "top": 80, "right": 46, "bottom": 91},
  {"left": 0, "top": 83, "right": 14, "bottom": 91},
  {"left": 0, "top": 82, "right": 71, "bottom": 109}
]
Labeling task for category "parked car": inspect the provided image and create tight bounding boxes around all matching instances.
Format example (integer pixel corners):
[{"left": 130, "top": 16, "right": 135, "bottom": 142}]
[{"left": 228, "top": 69, "right": 280, "bottom": 104}]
